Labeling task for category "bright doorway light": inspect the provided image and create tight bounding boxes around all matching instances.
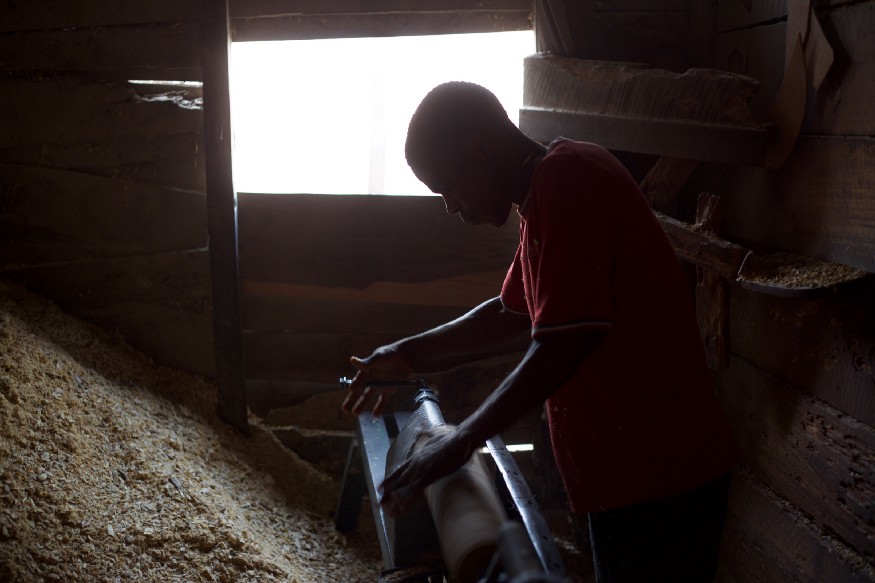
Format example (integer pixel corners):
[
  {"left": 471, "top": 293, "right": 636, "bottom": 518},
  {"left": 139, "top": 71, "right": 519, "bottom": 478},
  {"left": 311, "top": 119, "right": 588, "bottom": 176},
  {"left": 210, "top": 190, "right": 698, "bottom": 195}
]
[{"left": 230, "top": 31, "right": 534, "bottom": 195}]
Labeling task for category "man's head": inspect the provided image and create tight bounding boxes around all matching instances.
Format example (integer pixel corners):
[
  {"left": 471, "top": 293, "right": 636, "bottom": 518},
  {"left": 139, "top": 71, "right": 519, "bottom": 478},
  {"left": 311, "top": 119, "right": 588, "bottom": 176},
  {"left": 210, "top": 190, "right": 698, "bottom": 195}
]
[{"left": 405, "top": 82, "right": 522, "bottom": 227}]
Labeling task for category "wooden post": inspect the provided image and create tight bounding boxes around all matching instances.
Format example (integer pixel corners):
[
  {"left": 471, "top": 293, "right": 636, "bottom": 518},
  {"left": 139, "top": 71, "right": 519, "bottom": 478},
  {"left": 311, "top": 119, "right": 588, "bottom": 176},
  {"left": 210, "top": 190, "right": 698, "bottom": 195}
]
[
  {"left": 202, "top": 0, "right": 248, "bottom": 432},
  {"left": 694, "top": 193, "right": 731, "bottom": 371}
]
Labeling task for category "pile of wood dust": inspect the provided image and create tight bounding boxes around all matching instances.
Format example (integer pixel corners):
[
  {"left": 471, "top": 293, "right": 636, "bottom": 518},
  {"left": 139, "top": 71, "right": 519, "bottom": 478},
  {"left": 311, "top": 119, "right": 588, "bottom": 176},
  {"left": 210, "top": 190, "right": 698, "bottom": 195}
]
[{"left": 0, "top": 281, "right": 381, "bottom": 582}]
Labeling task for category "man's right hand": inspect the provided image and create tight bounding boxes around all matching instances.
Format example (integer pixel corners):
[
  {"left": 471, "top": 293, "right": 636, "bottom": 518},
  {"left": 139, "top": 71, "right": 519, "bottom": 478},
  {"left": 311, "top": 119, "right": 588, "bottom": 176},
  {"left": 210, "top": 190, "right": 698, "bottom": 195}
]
[{"left": 342, "top": 345, "right": 413, "bottom": 416}]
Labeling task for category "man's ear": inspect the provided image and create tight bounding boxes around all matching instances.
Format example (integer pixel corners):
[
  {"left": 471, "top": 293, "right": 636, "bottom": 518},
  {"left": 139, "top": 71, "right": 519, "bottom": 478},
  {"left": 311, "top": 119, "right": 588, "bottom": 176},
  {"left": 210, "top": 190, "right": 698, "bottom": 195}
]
[{"left": 462, "top": 131, "right": 489, "bottom": 162}]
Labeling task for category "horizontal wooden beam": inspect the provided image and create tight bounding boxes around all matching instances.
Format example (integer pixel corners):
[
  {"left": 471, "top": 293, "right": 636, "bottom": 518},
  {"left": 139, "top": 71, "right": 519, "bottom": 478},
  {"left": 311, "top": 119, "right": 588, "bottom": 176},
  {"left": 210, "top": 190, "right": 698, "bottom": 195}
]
[
  {"left": 520, "top": 108, "right": 772, "bottom": 165},
  {"left": 232, "top": 10, "right": 531, "bottom": 41},
  {"left": 229, "top": 0, "right": 532, "bottom": 19},
  {"left": 655, "top": 212, "right": 749, "bottom": 279},
  {"left": 0, "top": 0, "right": 201, "bottom": 33},
  {"left": 719, "top": 358, "right": 875, "bottom": 562}
]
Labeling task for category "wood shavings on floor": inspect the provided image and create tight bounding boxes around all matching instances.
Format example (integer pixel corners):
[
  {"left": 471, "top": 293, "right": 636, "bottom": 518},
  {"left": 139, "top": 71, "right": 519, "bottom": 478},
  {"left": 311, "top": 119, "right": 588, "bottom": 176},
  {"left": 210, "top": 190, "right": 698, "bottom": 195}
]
[{"left": 0, "top": 281, "right": 381, "bottom": 582}]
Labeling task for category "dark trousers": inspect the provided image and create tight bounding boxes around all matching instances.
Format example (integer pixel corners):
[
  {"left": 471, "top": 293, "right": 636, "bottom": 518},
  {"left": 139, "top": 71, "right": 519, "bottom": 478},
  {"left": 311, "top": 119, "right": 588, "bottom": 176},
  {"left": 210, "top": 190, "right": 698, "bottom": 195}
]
[{"left": 587, "top": 473, "right": 731, "bottom": 583}]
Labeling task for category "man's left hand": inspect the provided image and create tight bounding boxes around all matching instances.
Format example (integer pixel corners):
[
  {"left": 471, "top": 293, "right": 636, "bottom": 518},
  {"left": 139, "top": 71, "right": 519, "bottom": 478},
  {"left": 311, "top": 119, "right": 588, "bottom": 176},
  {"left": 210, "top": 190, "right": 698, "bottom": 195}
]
[{"left": 379, "top": 426, "right": 474, "bottom": 516}]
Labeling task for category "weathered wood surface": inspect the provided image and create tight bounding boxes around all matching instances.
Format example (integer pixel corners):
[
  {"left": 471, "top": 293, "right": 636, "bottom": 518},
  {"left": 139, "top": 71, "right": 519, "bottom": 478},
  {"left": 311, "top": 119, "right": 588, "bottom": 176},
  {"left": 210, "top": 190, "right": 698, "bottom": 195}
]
[
  {"left": 561, "top": 2, "right": 690, "bottom": 70},
  {"left": 710, "top": 135, "right": 875, "bottom": 273},
  {"left": 716, "top": 0, "right": 859, "bottom": 33},
  {"left": 0, "top": 250, "right": 214, "bottom": 375},
  {"left": 520, "top": 108, "right": 771, "bottom": 165},
  {"left": 1, "top": 78, "right": 203, "bottom": 150},
  {"left": 202, "top": 0, "right": 248, "bottom": 431},
  {"left": 0, "top": 164, "right": 206, "bottom": 267},
  {"left": 718, "top": 468, "right": 875, "bottom": 583},
  {"left": 728, "top": 285, "right": 875, "bottom": 428},
  {"left": 232, "top": 11, "right": 532, "bottom": 41},
  {"left": 524, "top": 54, "right": 761, "bottom": 125},
  {"left": 0, "top": 0, "right": 200, "bottom": 33},
  {"left": 0, "top": 22, "right": 202, "bottom": 80},
  {"left": 655, "top": 212, "right": 749, "bottom": 278},
  {"left": 229, "top": 0, "right": 533, "bottom": 18},
  {"left": 715, "top": 2, "right": 875, "bottom": 134},
  {"left": 719, "top": 357, "right": 875, "bottom": 561},
  {"left": 237, "top": 193, "right": 519, "bottom": 288},
  {"left": 640, "top": 157, "right": 700, "bottom": 213}
]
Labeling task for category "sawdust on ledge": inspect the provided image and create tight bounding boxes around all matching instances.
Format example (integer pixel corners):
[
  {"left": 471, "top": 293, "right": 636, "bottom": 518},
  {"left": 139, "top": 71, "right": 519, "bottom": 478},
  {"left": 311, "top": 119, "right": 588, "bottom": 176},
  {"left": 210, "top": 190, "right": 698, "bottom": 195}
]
[{"left": 0, "top": 281, "right": 381, "bottom": 582}]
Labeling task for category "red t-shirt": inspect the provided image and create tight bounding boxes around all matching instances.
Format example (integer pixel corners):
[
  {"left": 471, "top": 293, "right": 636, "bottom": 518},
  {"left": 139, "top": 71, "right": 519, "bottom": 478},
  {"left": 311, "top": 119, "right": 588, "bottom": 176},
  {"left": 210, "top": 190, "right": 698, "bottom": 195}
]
[{"left": 501, "top": 139, "right": 737, "bottom": 513}]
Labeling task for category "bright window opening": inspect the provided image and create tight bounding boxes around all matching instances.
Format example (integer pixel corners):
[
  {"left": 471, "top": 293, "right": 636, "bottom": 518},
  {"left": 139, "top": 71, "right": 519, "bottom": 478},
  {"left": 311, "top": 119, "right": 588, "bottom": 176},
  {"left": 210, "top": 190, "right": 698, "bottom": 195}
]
[{"left": 230, "top": 31, "right": 534, "bottom": 195}]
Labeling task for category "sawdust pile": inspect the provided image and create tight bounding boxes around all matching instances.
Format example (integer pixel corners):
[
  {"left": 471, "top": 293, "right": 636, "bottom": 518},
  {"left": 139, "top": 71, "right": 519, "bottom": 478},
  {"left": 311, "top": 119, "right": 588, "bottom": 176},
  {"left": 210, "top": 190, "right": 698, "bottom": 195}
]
[{"left": 0, "top": 281, "right": 380, "bottom": 582}]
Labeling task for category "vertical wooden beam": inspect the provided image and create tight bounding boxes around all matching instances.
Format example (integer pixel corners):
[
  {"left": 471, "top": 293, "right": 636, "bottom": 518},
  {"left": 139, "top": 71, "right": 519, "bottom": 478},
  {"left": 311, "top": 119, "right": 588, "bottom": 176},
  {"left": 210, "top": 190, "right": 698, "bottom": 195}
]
[
  {"left": 694, "top": 193, "right": 731, "bottom": 371},
  {"left": 202, "top": 0, "right": 249, "bottom": 432}
]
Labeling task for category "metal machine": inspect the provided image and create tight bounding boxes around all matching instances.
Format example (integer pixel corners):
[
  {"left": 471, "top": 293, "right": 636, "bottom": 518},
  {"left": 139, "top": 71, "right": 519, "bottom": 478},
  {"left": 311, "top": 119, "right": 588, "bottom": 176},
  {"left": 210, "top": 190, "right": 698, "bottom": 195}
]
[{"left": 335, "top": 378, "right": 570, "bottom": 583}]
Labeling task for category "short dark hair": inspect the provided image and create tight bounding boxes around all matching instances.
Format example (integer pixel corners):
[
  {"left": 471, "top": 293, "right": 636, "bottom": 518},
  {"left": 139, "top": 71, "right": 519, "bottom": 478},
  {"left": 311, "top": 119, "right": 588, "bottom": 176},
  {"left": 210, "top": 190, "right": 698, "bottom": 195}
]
[{"left": 405, "top": 82, "right": 511, "bottom": 170}]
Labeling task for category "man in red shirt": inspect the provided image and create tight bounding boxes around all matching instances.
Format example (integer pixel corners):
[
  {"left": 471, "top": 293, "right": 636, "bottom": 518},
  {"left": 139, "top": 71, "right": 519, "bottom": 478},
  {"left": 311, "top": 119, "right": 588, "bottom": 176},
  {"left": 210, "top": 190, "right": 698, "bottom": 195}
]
[{"left": 343, "top": 81, "right": 737, "bottom": 582}]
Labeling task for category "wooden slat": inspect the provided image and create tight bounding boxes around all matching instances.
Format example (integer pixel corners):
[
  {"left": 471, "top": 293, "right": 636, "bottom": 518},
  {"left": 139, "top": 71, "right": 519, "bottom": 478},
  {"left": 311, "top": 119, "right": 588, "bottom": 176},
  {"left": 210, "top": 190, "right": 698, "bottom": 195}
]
[
  {"left": 0, "top": 250, "right": 214, "bottom": 375},
  {"left": 0, "top": 78, "right": 203, "bottom": 150},
  {"left": 0, "top": 22, "right": 202, "bottom": 80},
  {"left": 232, "top": 11, "right": 531, "bottom": 41},
  {"left": 229, "top": 0, "right": 533, "bottom": 18},
  {"left": 719, "top": 358, "right": 875, "bottom": 560},
  {"left": 202, "top": 0, "right": 248, "bottom": 431},
  {"left": 715, "top": 2, "right": 875, "bottom": 135},
  {"left": 719, "top": 469, "right": 875, "bottom": 583},
  {"left": 716, "top": 0, "right": 857, "bottom": 33},
  {"left": 523, "top": 54, "right": 761, "bottom": 126},
  {"left": 559, "top": 5, "right": 689, "bottom": 70},
  {"left": 711, "top": 135, "right": 875, "bottom": 272},
  {"left": 0, "top": 133, "right": 205, "bottom": 193},
  {"left": 0, "top": 164, "right": 206, "bottom": 268},
  {"left": 728, "top": 285, "right": 875, "bottom": 427},
  {"left": 237, "top": 193, "right": 519, "bottom": 288},
  {"left": 0, "top": 0, "right": 200, "bottom": 33},
  {"left": 242, "top": 287, "right": 479, "bottom": 332},
  {"left": 520, "top": 108, "right": 772, "bottom": 166}
]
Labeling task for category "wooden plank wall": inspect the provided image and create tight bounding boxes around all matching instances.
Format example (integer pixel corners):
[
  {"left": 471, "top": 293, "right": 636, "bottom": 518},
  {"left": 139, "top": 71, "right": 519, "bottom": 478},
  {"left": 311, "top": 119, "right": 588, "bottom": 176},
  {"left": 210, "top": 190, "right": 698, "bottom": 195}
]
[
  {"left": 699, "top": 1, "right": 875, "bottom": 581},
  {"left": 237, "top": 193, "right": 520, "bottom": 386},
  {"left": 554, "top": 0, "right": 692, "bottom": 71},
  {"left": 0, "top": 0, "right": 213, "bottom": 374}
]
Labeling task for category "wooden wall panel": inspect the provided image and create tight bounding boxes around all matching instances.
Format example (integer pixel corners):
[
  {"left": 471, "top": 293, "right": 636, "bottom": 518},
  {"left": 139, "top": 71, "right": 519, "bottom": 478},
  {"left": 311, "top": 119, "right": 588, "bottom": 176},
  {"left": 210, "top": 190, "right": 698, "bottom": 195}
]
[
  {"left": 715, "top": 2, "right": 875, "bottom": 134},
  {"left": 716, "top": 0, "right": 858, "bottom": 33},
  {"left": 718, "top": 469, "right": 875, "bottom": 583},
  {"left": 237, "top": 193, "right": 519, "bottom": 288},
  {"left": 727, "top": 286, "right": 875, "bottom": 427},
  {"left": 1, "top": 250, "right": 214, "bottom": 375},
  {"left": 0, "top": 22, "right": 202, "bottom": 81},
  {"left": 708, "top": 136, "right": 875, "bottom": 272},
  {"left": 0, "top": 164, "right": 206, "bottom": 267},
  {"left": 0, "top": 0, "right": 200, "bottom": 33},
  {"left": 719, "top": 357, "right": 875, "bottom": 560}
]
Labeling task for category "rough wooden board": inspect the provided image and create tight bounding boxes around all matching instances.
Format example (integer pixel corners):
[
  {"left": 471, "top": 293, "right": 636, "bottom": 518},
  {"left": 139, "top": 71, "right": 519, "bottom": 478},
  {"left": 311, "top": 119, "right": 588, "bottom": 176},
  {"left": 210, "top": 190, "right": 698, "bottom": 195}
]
[
  {"left": 0, "top": 0, "right": 201, "bottom": 33},
  {"left": 727, "top": 285, "right": 875, "bottom": 428},
  {"left": 244, "top": 330, "right": 411, "bottom": 382},
  {"left": 238, "top": 193, "right": 519, "bottom": 288},
  {"left": 232, "top": 10, "right": 532, "bottom": 41},
  {"left": 718, "top": 469, "right": 874, "bottom": 583},
  {"left": 715, "top": 3, "right": 875, "bottom": 135},
  {"left": 229, "top": 0, "right": 533, "bottom": 18},
  {"left": 0, "top": 22, "right": 202, "bottom": 80},
  {"left": 560, "top": 4, "right": 690, "bottom": 70},
  {"left": 0, "top": 164, "right": 207, "bottom": 267},
  {"left": 520, "top": 108, "right": 771, "bottom": 165},
  {"left": 655, "top": 212, "right": 749, "bottom": 278},
  {"left": 242, "top": 290, "right": 470, "bottom": 332},
  {"left": 716, "top": 0, "right": 858, "bottom": 33},
  {"left": 0, "top": 133, "right": 205, "bottom": 193},
  {"left": 718, "top": 358, "right": 875, "bottom": 560},
  {"left": 0, "top": 78, "right": 203, "bottom": 150},
  {"left": 709, "top": 135, "right": 875, "bottom": 272},
  {"left": 523, "top": 54, "right": 761, "bottom": 125},
  {"left": 0, "top": 280, "right": 381, "bottom": 582}
]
